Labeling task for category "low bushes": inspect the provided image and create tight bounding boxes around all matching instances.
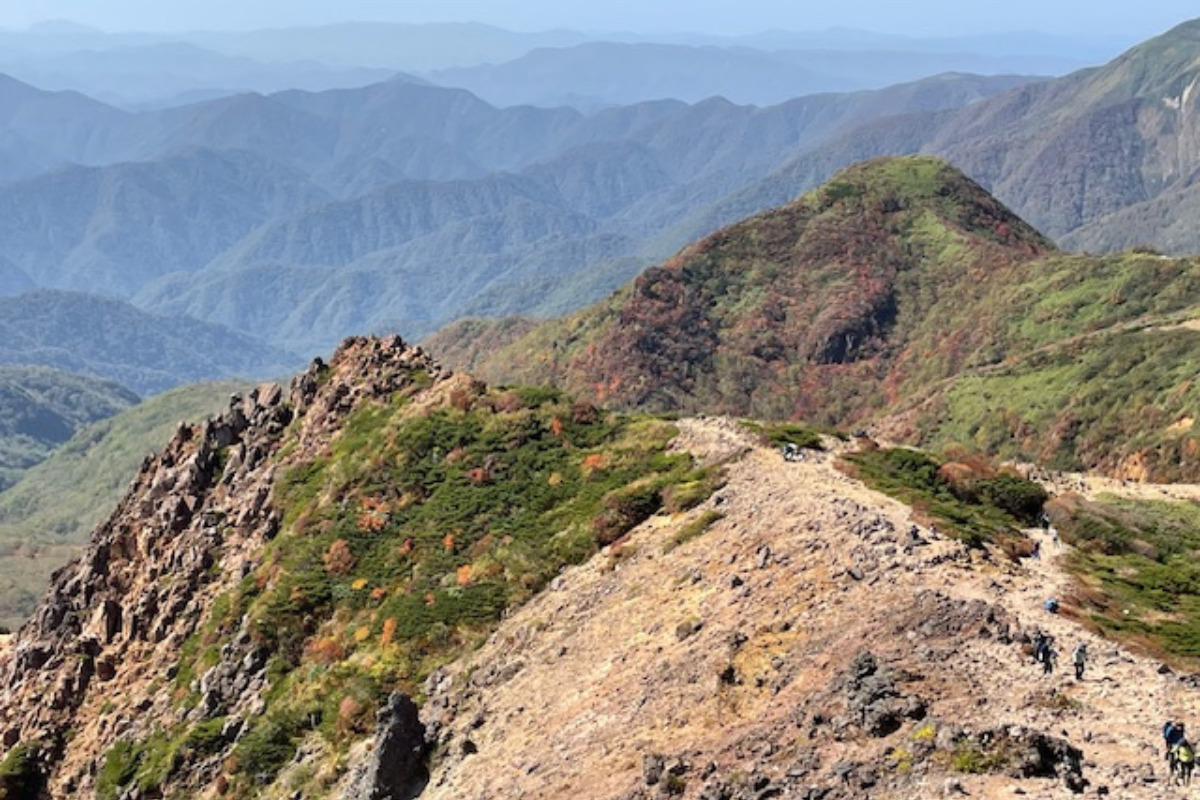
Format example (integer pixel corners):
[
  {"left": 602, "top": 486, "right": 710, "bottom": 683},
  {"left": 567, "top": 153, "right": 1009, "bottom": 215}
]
[{"left": 843, "top": 447, "right": 1046, "bottom": 545}]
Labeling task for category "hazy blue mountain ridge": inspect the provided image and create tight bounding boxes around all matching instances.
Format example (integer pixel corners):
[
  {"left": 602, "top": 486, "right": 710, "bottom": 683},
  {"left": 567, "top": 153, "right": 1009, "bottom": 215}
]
[
  {"left": 0, "top": 290, "right": 298, "bottom": 394},
  {"left": 0, "top": 365, "right": 138, "bottom": 491}
]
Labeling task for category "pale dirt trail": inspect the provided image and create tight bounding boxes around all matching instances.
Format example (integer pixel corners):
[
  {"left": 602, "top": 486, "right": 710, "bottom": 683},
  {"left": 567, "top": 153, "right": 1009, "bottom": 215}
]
[{"left": 415, "top": 417, "right": 1197, "bottom": 800}]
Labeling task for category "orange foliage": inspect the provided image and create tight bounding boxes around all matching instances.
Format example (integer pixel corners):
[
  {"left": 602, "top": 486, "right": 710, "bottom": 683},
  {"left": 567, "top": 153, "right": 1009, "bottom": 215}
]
[
  {"left": 581, "top": 453, "right": 607, "bottom": 476},
  {"left": 449, "top": 387, "right": 475, "bottom": 411},
  {"left": 424, "top": 592, "right": 437, "bottom": 607},
  {"left": 323, "top": 539, "right": 355, "bottom": 576},
  {"left": 338, "top": 695, "right": 368, "bottom": 735},
  {"left": 456, "top": 564, "right": 474, "bottom": 586},
  {"left": 381, "top": 617, "right": 397, "bottom": 646},
  {"left": 443, "top": 533, "right": 456, "bottom": 552},
  {"left": 303, "top": 637, "right": 346, "bottom": 665},
  {"left": 370, "top": 586, "right": 389, "bottom": 602},
  {"left": 550, "top": 417, "right": 565, "bottom": 437}
]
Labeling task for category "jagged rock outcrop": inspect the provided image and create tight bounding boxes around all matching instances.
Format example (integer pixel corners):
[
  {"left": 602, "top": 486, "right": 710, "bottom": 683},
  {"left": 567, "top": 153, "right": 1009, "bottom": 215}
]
[
  {"left": 342, "top": 693, "right": 428, "bottom": 800},
  {"left": 0, "top": 336, "right": 447, "bottom": 797}
]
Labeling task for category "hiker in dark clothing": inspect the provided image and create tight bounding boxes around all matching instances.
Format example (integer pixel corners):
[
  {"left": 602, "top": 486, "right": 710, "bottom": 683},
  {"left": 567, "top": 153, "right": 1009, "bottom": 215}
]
[
  {"left": 1071, "top": 642, "right": 1087, "bottom": 680},
  {"left": 1034, "top": 634, "right": 1056, "bottom": 674},
  {"left": 1166, "top": 721, "right": 1187, "bottom": 754}
]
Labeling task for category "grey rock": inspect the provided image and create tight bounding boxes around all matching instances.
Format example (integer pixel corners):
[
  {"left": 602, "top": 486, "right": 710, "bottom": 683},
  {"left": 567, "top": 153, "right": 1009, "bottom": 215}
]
[
  {"left": 644, "top": 753, "right": 666, "bottom": 786},
  {"left": 342, "top": 693, "right": 427, "bottom": 800}
]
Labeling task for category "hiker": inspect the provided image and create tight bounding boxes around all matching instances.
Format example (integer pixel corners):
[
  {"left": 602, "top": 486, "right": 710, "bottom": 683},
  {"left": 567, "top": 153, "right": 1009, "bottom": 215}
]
[
  {"left": 1031, "top": 539, "right": 1041, "bottom": 560},
  {"left": 1034, "top": 635, "right": 1057, "bottom": 674},
  {"left": 1166, "top": 721, "right": 1187, "bottom": 755},
  {"left": 1044, "top": 597, "right": 1059, "bottom": 614},
  {"left": 1071, "top": 642, "right": 1087, "bottom": 680},
  {"left": 1172, "top": 736, "right": 1196, "bottom": 786},
  {"left": 1032, "top": 632, "right": 1048, "bottom": 665},
  {"left": 1039, "top": 511, "right": 1051, "bottom": 532},
  {"left": 1050, "top": 526, "right": 1061, "bottom": 549}
]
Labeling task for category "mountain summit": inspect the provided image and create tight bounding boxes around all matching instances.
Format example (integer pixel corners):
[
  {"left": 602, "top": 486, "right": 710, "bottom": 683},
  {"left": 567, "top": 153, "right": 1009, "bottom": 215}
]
[
  {"left": 430, "top": 156, "right": 1200, "bottom": 481},
  {"left": 433, "top": 156, "right": 1050, "bottom": 420}
]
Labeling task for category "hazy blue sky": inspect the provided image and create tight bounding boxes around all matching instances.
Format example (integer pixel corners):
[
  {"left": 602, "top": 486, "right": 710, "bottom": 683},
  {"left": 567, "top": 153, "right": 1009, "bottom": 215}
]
[{"left": 3, "top": 0, "right": 1196, "bottom": 39}]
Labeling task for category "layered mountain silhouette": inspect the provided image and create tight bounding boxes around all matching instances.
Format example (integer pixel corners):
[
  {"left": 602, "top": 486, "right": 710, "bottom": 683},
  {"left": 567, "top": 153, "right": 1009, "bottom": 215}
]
[
  {"left": 699, "top": 19, "right": 1200, "bottom": 255},
  {"left": 0, "top": 70, "right": 1033, "bottom": 357},
  {"left": 0, "top": 20, "right": 1197, "bottom": 382},
  {"left": 427, "top": 41, "right": 1078, "bottom": 109},
  {"left": 428, "top": 156, "right": 1200, "bottom": 482},
  {"left": 0, "top": 291, "right": 297, "bottom": 395},
  {"left": 0, "top": 366, "right": 137, "bottom": 491}
]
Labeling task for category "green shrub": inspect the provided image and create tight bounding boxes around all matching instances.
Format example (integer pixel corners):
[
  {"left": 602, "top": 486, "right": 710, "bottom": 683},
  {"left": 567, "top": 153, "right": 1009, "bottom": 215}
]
[
  {"left": 763, "top": 422, "right": 825, "bottom": 451},
  {"left": 951, "top": 743, "right": 1008, "bottom": 774},
  {"left": 844, "top": 448, "right": 1036, "bottom": 545},
  {"left": 975, "top": 474, "right": 1047, "bottom": 525},
  {"left": 593, "top": 482, "right": 663, "bottom": 545},
  {"left": 96, "top": 741, "right": 139, "bottom": 800},
  {"left": 232, "top": 711, "right": 306, "bottom": 786},
  {"left": 0, "top": 742, "right": 44, "bottom": 800}
]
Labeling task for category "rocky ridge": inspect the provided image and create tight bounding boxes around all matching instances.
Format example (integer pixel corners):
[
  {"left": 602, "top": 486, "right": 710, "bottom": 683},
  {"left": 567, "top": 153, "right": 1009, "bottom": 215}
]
[{"left": 0, "top": 336, "right": 449, "bottom": 797}]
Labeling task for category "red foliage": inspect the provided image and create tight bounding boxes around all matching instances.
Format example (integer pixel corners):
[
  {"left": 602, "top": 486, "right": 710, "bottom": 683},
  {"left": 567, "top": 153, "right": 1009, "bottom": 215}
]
[{"left": 323, "top": 539, "right": 355, "bottom": 576}]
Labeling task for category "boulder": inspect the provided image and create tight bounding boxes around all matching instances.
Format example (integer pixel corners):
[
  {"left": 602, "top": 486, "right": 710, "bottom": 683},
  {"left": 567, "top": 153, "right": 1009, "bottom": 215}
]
[{"left": 342, "top": 693, "right": 428, "bottom": 800}]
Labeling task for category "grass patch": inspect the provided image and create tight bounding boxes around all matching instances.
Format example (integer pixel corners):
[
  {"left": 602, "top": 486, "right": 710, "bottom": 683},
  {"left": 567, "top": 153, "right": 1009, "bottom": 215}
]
[
  {"left": 842, "top": 447, "right": 1046, "bottom": 546},
  {"left": 96, "top": 719, "right": 231, "bottom": 800},
  {"left": 0, "top": 741, "right": 44, "bottom": 800},
  {"left": 664, "top": 510, "right": 725, "bottom": 553},
  {"left": 1055, "top": 495, "right": 1200, "bottom": 663},
  {"left": 951, "top": 742, "right": 1009, "bottom": 774}
]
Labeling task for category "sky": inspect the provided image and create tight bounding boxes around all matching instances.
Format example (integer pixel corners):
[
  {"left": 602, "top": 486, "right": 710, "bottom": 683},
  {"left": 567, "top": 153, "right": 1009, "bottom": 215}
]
[{"left": 1, "top": 0, "right": 1196, "bottom": 40}]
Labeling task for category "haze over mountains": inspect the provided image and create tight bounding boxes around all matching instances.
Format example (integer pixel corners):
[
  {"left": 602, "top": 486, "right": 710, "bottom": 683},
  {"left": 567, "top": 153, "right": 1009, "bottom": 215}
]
[
  {"left": 0, "top": 16, "right": 1197, "bottom": 402},
  {"left": 0, "top": 21, "right": 1115, "bottom": 106}
]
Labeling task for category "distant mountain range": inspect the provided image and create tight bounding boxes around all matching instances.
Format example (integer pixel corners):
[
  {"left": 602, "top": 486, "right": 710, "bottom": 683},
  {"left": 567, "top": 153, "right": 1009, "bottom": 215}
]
[
  {"left": 693, "top": 19, "right": 1200, "bottom": 254},
  {"left": 0, "top": 70, "right": 1033, "bottom": 358},
  {"left": 427, "top": 42, "right": 1073, "bottom": 109},
  {"left": 0, "top": 19, "right": 1195, "bottom": 386},
  {"left": 0, "top": 19, "right": 1125, "bottom": 109},
  {"left": 0, "top": 365, "right": 137, "bottom": 491},
  {"left": 0, "top": 291, "right": 296, "bottom": 394}
]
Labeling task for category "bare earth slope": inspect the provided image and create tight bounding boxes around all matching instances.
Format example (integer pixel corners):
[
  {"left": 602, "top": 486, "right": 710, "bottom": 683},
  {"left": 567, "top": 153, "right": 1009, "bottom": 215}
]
[{"left": 419, "top": 419, "right": 1197, "bottom": 800}]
